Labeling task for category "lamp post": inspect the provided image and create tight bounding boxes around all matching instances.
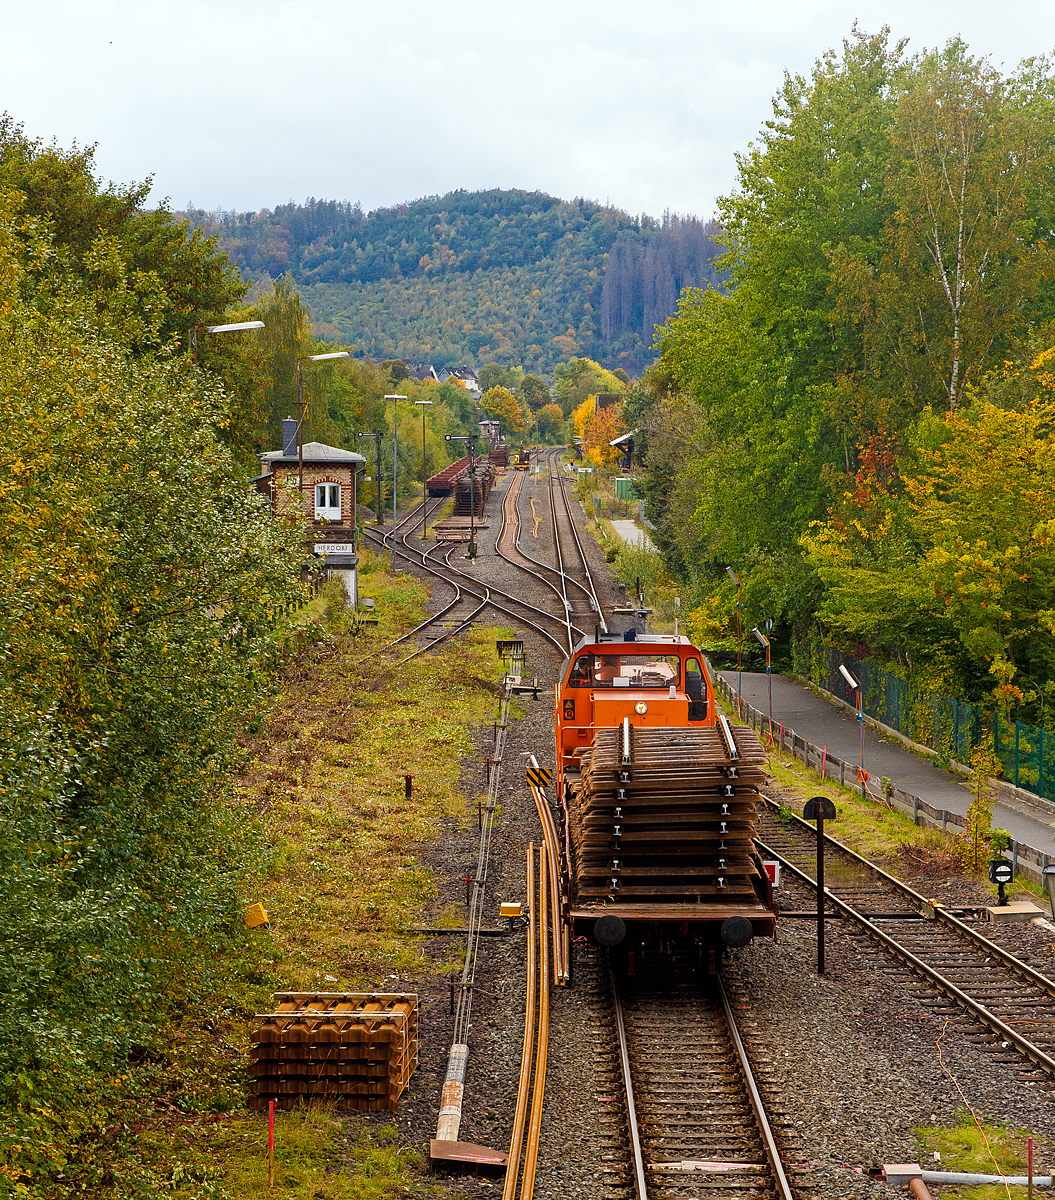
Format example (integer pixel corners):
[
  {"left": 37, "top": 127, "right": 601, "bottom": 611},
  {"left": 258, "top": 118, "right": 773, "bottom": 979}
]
[
  {"left": 296, "top": 351, "right": 349, "bottom": 519},
  {"left": 839, "top": 664, "right": 865, "bottom": 791},
  {"left": 726, "top": 567, "right": 743, "bottom": 711},
  {"left": 415, "top": 398, "right": 434, "bottom": 540},
  {"left": 752, "top": 627, "right": 772, "bottom": 725},
  {"left": 445, "top": 434, "right": 479, "bottom": 559},
  {"left": 188, "top": 319, "right": 264, "bottom": 365},
  {"left": 385, "top": 395, "right": 408, "bottom": 568},
  {"left": 357, "top": 431, "right": 384, "bottom": 525}
]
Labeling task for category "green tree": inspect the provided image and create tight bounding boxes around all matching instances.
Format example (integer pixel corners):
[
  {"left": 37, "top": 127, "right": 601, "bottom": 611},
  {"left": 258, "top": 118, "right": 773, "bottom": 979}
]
[
  {"left": 536, "top": 401, "right": 564, "bottom": 441},
  {"left": 0, "top": 189, "right": 303, "bottom": 1177},
  {"left": 519, "top": 373, "right": 551, "bottom": 410},
  {"left": 831, "top": 43, "right": 1055, "bottom": 421},
  {"left": 0, "top": 113, "right": 244, "bottom": 351},
  {"left": 552, "top": 356, "right": 625, "bottom": 416}
]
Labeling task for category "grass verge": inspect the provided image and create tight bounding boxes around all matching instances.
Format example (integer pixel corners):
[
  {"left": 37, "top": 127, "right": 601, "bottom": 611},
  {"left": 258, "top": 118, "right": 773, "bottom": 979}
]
[
  {"left": 79, "top": 549, "right": 512, "bottom": 1199},
  {"left": 915, "top": 1111, "right": 1053, "bottom": 1198}
]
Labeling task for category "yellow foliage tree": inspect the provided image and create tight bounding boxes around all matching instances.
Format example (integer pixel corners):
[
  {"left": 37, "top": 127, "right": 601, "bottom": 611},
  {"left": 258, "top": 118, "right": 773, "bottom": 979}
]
[
  {"left": 571, "top": 394, "right": 596, "bottom": 442},
  {"left": 481, "top": 385, "right": 526, "bottom": 434},
  {"left": 584, "top": 402, "right": 626, "bottom": 468}
]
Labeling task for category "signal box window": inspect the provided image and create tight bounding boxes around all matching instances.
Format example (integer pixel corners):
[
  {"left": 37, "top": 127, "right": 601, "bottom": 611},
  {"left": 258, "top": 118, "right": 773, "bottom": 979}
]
[{"left": 315, "top": 483, "right": 341, "bottom": 522}]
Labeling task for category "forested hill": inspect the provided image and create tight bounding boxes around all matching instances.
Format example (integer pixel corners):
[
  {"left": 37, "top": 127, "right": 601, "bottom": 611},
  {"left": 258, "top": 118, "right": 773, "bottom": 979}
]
[{"left": 180, "top": 190, "right": 722, "bottom": 373}]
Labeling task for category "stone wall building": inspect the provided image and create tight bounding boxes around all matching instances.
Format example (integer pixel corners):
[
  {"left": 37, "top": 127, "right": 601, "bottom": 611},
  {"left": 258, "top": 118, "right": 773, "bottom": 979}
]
[{"left": 255, "top": 417, "right": 367, "bottom": 602}]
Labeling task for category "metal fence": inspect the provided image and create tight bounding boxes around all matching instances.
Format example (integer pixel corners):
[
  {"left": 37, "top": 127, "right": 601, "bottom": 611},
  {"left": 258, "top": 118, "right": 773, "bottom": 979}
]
[
  {"left": 811, "top": 645, "right": 1055, "bottom": 803},
  {"left": 714, "top": 672, "right": 1053, "bottom": 888}
]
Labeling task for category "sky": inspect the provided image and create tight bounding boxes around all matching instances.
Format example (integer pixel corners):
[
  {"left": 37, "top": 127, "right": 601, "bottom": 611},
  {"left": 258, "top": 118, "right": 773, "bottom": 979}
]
[{"left": 6, "top": 1, "right": 1055, "bottom": 221}]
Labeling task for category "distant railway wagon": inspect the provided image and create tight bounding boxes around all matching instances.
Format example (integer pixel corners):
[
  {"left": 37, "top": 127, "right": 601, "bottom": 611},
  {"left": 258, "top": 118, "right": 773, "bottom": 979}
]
[
  {"left": 513, "top": 447, "right": 531, "bottom": 470},
  {"left": 554, "top": 630, "right": 777, "bottom": 965}
]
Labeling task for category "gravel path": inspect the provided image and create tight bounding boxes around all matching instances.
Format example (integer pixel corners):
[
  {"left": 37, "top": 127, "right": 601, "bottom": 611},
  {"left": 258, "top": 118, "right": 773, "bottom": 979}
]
[{"left": 350, "top": 465, "right": 1055, "bottom": 1199}]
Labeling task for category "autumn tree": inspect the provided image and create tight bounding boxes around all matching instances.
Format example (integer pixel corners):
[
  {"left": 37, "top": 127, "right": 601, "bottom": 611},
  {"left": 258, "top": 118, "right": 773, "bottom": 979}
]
[
  {"left": 584, "top": 402, "right": 627, "bottom": 467},
  {"left": 481, "top": 384, "right": 527, "bottom": 433}
]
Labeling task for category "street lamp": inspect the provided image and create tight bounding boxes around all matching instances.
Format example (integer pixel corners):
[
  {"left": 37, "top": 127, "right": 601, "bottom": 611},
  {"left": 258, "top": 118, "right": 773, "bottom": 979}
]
[
  {"left": 415, "top": 398, "right": 434, "bottom": 540},
  {"left": 751, "top": 627, "right": 772, "bottom": 725},
  {"left": 839, "top": 664, "right": 865, "bottom": 789},
  {"left": 385, "top": 395, "right": 408, "bottom": 567},
  {"left": 357, "top": 432, "right": 384, "bottom": 525},
  {"left": 188, "top": 319, "right": 264, "bottom": 365},
  {"left": 296, "top": 351, "right": 349, "bottom": 518},
  {"left": 445, "top": 434, "right": 479, "bottom": 559},
  {"left": 726, "top": 567, "right": 743, "bottom": 710}
]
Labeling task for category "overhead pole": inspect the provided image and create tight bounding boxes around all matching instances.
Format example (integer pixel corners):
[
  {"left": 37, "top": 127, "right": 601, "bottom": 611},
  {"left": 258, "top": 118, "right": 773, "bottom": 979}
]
[{"left": 385, "top": 394, "right": 408, "bottom": 569}]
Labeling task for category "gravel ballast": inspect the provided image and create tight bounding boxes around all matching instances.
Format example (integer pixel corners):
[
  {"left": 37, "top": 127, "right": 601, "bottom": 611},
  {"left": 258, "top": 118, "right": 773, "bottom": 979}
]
[{"left": 349, "top": 467, "right": 1055, "bottom": 1198}]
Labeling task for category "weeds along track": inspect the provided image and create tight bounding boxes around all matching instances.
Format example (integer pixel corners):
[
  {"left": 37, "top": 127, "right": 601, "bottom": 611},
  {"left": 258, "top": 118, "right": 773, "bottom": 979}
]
[
  {"left": 758, "top": 800, "right": 1055, "bottom": 1081},
  {"left": 606, "top": 958, "right": 797, "bottom": 1200}
]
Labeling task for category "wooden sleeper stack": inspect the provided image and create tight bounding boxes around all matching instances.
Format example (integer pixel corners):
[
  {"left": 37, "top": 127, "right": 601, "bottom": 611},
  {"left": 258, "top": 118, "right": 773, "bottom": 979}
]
[{"left": 249, "top": 992, "right": 418, "bottom": 1112}]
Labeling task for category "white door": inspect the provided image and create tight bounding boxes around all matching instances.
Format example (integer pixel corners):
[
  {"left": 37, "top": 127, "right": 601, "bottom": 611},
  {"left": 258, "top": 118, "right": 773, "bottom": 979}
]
[{"left": 315, "top": 483, "right": 341, "bottom": 521}]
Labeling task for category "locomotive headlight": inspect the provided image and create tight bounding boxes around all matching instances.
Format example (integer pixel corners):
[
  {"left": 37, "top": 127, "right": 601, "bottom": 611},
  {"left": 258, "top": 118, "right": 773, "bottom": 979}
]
[{"left": 635, "top": 701, "right": 647, "bottom": 715}]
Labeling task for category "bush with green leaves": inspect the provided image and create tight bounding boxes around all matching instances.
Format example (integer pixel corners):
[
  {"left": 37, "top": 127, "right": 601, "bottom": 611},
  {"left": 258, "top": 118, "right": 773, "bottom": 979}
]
[{"left": 0, "top": 189, "right": 304, "bottom": 1189}]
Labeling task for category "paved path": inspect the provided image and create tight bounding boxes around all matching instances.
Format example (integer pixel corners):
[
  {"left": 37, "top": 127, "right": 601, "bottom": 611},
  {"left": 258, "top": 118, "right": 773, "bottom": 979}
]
[
  {"left": 610, "top": 519, "right": 655, "bottom": 550},
  {"left": 719, "top": 670, "right": 1055, "bottom": 858}
]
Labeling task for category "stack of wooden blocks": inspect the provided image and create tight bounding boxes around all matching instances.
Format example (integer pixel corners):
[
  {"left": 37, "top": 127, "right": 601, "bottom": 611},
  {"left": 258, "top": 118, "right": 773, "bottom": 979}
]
[{"left": 248, "top": 992, "right": 418, "bottom": 1111}]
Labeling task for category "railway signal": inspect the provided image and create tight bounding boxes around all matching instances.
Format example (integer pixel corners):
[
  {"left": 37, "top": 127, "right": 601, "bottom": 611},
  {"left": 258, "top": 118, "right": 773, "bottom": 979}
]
[
  {"left": 988, "top": 857, "right": 1014, "bottom": 905},
  {"left": 803, "top": 795, "right": 837, "bottom": 974}
]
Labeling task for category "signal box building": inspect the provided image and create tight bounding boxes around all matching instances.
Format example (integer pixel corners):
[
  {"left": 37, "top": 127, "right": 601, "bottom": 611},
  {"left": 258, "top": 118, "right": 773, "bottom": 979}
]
[
  {"left": 256, "top": 417, "right": 366, "bottom": 602},
  {"left": 257, "top": 417, "right": 366, "bottom": 527}
]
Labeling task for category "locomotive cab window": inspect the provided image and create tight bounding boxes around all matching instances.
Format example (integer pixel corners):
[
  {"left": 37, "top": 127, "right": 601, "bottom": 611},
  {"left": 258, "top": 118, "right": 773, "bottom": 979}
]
[
  {"left": 567, "top": 655, "right": 592, "bottom": 687},
  {"left": 685, "top": 657, "right": 707, "bottom": 719},
  {"left": 585, "top": 654, "right": 681, "bottom": 688}
]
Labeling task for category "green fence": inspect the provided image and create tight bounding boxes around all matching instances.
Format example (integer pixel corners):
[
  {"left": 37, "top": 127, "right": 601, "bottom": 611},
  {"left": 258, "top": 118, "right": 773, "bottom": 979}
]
[{"left": 812, "top": 645, "right": 1053, "bottom": 801}]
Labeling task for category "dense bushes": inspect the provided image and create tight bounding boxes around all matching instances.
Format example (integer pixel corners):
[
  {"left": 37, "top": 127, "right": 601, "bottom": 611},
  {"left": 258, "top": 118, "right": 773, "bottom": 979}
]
[{"left": 0, "top": 155, "right": 303, "bottom": 1187}]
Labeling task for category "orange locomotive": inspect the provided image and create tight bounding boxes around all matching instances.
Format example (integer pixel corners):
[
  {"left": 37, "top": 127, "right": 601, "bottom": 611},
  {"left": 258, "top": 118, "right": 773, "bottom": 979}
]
[{"left": 554, "top": 629, "right": 777, "bottom": 963}]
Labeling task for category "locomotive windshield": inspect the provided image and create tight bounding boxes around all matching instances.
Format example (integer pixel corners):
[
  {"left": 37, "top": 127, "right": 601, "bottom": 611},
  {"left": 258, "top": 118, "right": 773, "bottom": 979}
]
[{"left": 567, "top": 653, "right": 682, "bottom": 688}]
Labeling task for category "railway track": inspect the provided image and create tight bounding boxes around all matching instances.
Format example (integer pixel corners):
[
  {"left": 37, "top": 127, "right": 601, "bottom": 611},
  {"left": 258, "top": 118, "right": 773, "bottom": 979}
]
[
  {"left": 603, "top": 957, "right": 797, "bottom": 1200},
  {"left": 549, "top": 459, "right": 608, "bottom": 634},
  {"left": 758, "top": 800, "right": 1055, "bottom": 1081},
  {"left": 360, "top": 449, "right": 612, "bottom": 661},
  {"left": 361, "top": 490, "right": 569, "bottom": 656}
]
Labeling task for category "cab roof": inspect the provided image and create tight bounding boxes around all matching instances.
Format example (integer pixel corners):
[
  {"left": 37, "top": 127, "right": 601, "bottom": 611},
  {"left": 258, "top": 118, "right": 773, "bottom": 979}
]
[{"left": 559, "top": 630, "right": 700, "bottom": 677}]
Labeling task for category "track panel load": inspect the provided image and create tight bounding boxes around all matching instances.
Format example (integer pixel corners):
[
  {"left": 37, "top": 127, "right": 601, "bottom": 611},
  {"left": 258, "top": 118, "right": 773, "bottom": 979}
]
[{"left": 570, "top": 724, "right": 768, "bottom": 905}]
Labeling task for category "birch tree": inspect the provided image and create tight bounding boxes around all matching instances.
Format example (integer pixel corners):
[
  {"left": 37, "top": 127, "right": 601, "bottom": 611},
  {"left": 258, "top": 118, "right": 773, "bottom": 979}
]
[{"left": 832, "top": 43, "right": 1055, "bottom": 414}]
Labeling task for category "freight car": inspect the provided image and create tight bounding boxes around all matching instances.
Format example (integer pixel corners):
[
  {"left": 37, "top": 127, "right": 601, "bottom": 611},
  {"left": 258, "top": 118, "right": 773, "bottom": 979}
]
[{"left": 554, "top": 630, "right": 777, "bottom": 966}]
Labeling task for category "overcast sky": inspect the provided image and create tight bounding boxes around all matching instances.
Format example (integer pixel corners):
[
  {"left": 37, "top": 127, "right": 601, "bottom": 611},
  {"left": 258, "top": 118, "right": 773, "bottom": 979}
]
[{"left": 6, "top": 1, "right": 1055, "bottom": 221}]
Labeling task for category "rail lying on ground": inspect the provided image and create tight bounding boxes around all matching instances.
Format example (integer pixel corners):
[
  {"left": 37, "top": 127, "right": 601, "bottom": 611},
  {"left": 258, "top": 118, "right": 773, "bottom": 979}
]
[
  {"left": 758, "top": 803, "right": 1055, "bottom": 1078},
  {"left": 502, "top": 842, "right": 551, "bottom": 1200}
]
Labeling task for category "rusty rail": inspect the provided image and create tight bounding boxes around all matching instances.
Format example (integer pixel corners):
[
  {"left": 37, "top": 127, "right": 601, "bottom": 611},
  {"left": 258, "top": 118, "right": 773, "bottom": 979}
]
[{"left": 502, "top": 846, "right": 537, "bottom": 1200}]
